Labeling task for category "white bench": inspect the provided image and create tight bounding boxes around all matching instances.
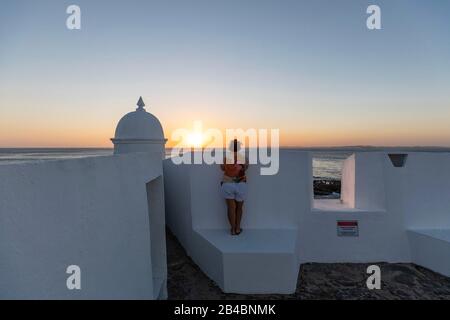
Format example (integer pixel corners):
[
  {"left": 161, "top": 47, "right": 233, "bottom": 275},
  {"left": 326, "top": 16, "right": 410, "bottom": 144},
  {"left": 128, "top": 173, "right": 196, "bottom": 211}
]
[
  {"left": 192, "top": 228, "right": 299, "bottom": 294},
  {"left": 408, "top": 229, "right": 450, "bottom": 277}
]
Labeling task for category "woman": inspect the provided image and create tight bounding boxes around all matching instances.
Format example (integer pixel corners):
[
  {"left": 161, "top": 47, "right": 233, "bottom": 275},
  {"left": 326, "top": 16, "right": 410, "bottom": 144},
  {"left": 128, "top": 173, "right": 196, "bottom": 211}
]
[{"left": 220, "top": 139, "right": 248, "bottom": 235}]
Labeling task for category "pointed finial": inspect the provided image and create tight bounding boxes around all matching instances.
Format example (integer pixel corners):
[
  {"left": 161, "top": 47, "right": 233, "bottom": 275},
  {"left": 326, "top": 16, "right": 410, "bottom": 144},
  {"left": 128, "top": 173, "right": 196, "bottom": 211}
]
[{"left": 136, "top": 96, "right": 145, "bottom": 111}]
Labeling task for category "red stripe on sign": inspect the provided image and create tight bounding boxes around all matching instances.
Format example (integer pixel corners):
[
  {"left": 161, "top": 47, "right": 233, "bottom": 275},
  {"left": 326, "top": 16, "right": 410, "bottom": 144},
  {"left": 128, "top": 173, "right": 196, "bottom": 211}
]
[{"left": 338, "top": 221, "right": 358, "bottom": 226}]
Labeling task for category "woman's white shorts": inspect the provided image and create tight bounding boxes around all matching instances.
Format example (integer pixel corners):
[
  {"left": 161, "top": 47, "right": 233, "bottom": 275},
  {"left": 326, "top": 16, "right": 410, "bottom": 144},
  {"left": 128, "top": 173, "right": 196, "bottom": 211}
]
[{"left": 220, "top": 182, "right": 247, "bottom": 202}]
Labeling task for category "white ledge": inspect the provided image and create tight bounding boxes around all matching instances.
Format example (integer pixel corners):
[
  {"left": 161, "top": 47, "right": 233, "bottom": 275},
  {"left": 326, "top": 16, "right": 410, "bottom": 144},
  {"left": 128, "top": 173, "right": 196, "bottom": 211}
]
[{"left": 311, "top": 199, "right": 387, "bottom": 214}]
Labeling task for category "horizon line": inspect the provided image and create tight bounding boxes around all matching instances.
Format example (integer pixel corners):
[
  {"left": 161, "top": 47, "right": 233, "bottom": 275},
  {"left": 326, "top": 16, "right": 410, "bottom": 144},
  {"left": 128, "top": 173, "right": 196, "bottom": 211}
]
[{"left": 2, "top": 145, "right": 450, "bottom": 150}]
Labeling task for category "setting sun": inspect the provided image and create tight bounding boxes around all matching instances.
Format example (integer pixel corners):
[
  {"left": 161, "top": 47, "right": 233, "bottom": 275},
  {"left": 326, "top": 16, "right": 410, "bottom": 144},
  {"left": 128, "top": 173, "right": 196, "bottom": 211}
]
[{"left": 187, "top": 132, "right": 204, "bottom": 148}]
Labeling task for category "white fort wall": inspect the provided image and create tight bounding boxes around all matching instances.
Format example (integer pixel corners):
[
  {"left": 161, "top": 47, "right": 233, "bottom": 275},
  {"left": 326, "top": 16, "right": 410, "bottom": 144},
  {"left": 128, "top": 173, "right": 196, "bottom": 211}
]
[
  {"left": 2, "top": 149, "right": 449, "bottom": 297},
  {"left": 401, "top": 153, "right": 450, "bottom": 277},
  {"left": 189, "top": 151, "right": 307, "bottom": 230},
  {"left": 0, "top": 152, "right": 167, "bottom": 299},
  {"left": 164, "top": 150, "right": 450, "bottom": 293},
  {"left": 304, "top": 152, "right": 407, "bottom": 263}
]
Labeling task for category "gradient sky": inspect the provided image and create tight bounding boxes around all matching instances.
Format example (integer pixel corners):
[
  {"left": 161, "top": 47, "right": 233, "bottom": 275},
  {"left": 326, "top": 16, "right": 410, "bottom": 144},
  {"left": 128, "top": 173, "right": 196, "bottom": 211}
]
[{"left": 1, "top": 0, "right": 450, "bottom": 147}]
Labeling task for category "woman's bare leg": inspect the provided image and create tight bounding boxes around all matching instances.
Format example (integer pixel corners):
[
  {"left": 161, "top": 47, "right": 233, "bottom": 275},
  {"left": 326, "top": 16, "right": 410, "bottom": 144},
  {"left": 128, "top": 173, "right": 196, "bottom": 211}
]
[
  {"left": 226, "top": 199, "right": 237, "bottom": 235},
  {"left": 235, "top": 201, "right": 244, "bottom": 234}
]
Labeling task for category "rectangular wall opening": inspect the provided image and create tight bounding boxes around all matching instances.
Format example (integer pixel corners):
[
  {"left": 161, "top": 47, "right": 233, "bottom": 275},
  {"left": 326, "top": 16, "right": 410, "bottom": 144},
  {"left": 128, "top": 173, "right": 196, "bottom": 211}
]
[
  {"left": 146, "top": 175, "right": 167, "bottom": 299},
  {"left": 312, "top": 152, "right": 355, "bottom": 211}
]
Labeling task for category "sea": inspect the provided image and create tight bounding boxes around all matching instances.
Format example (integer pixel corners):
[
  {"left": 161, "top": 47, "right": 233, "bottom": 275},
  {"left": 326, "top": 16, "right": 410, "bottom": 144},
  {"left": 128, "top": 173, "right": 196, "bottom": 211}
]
[{"left": 0, "top": 148, "right": 350, "bottom": 180}]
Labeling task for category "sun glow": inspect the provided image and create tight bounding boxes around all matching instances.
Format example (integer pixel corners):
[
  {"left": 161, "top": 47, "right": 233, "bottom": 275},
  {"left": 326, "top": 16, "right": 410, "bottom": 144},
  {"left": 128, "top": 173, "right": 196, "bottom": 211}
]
[{"left": 187, "top": 132, "right": 204, "bottom": 148}]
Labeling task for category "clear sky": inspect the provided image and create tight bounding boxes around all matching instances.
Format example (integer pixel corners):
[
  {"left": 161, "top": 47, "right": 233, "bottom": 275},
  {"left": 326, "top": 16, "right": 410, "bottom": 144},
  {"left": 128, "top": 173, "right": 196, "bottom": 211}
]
[{"left": 1, "top": 0, "right": 450, "bottom": 147}]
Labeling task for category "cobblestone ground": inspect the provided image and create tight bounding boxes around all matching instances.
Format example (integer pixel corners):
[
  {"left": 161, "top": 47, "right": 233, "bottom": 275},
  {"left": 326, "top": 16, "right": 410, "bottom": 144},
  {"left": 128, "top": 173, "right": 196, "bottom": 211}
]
[{"left": 166, "top": 229, "right": 450, "bottom": 300}]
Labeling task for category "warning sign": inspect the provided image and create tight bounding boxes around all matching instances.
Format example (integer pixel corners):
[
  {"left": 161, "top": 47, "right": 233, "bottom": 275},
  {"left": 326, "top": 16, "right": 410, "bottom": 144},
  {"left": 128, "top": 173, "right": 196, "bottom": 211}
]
[{"left": 337, "top": 221, "right": 359, "bottom": 237}]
